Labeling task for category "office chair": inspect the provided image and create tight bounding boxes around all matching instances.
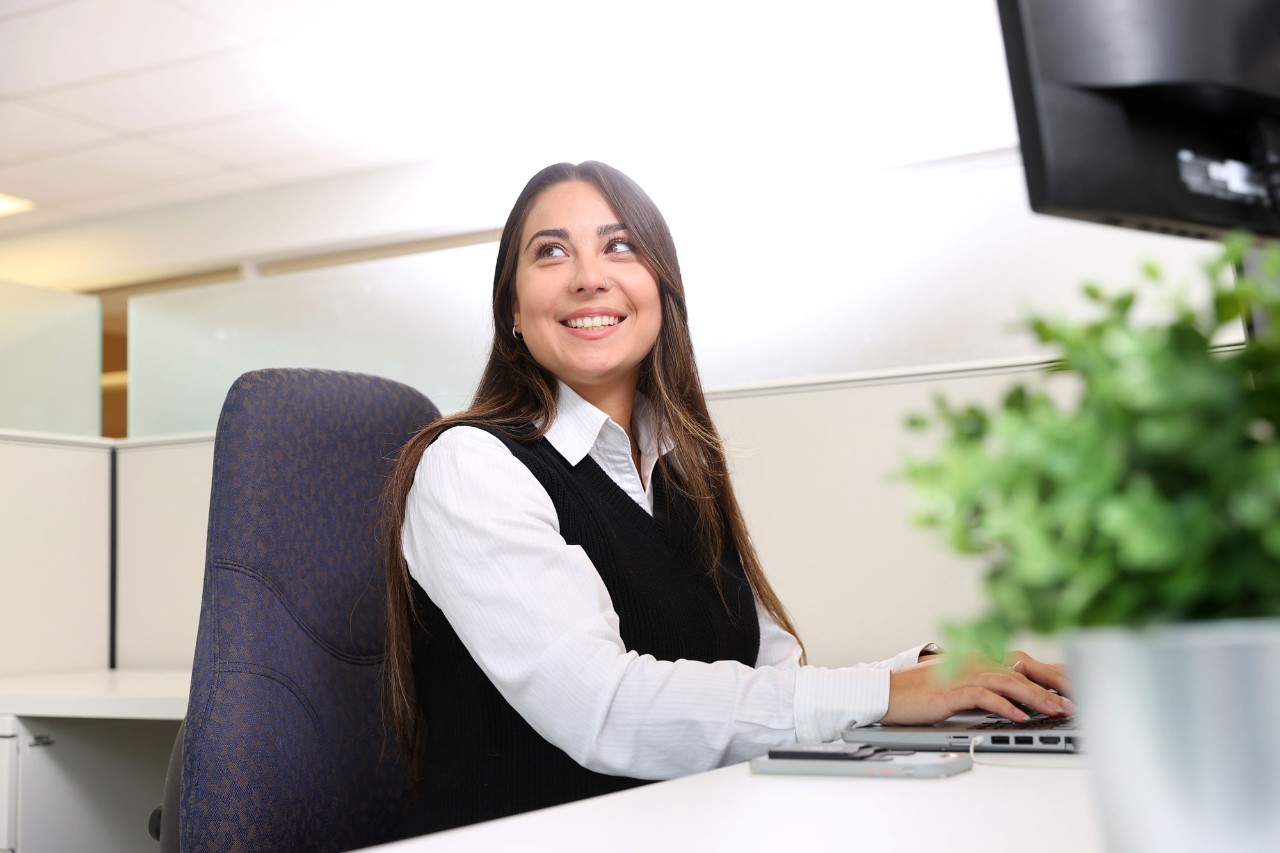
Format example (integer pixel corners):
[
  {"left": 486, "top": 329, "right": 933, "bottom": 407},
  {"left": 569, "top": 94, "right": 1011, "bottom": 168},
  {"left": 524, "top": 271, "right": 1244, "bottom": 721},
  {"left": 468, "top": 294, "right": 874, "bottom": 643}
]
[{"left": 150, "top": 368, "right": 439, "bottom": 853}]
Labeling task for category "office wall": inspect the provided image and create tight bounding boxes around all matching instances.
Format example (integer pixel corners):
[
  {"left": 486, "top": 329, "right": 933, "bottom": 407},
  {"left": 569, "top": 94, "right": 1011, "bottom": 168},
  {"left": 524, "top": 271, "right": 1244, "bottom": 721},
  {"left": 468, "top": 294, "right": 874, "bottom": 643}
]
[
  {"left": 110, "top": 366, "right": 1065, "bottom": 671},
  {"left": 713, "top": 370, "right": 1064, "bottom": 666},
  {"left": 114, "top": 435, "right": 213, "bottom": 670},
  {"left": 0, "top": 432, "right": 111, "bottom": 674},
  {"left": 104, "top": 151, "right": 1234, "bottom": 438}
]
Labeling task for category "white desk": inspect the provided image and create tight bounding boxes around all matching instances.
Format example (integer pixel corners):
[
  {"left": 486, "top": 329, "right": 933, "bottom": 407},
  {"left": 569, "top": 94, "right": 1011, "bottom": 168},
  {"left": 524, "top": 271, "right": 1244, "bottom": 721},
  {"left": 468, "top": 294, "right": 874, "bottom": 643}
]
[
  {"left": 0, "top": 668, "right": 189, "bottom": 853},
  {"left": 363, "top": 753, "right": 1103, "bottom": 852},
  {"left": 0, "top": 668, "right": 189, "bottom": 720}
]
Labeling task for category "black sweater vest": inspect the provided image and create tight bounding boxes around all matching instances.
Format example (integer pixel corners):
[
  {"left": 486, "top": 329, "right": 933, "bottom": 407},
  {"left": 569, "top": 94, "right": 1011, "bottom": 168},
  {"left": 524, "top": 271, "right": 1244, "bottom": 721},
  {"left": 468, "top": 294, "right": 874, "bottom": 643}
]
[{"left": 398, "top": 426, "right": 760, "bottom": 836}]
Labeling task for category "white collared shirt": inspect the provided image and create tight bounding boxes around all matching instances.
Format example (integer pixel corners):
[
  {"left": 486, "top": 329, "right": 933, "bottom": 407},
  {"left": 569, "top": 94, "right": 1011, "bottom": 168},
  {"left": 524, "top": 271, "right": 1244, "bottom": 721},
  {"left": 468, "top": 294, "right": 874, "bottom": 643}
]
[{"left": 403, "top": 383, "right": 926, "bottom": 780}]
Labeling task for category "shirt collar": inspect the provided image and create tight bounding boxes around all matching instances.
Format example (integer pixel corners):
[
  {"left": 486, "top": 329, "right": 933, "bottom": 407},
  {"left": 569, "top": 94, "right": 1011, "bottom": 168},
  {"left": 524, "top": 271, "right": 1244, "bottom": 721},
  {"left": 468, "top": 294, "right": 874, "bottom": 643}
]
[
  {"left": 544, "top": 382, "right": 673, "bottom": 465},
  {"left": 544, "top": 383, "right": 612, "bottom": 465}
]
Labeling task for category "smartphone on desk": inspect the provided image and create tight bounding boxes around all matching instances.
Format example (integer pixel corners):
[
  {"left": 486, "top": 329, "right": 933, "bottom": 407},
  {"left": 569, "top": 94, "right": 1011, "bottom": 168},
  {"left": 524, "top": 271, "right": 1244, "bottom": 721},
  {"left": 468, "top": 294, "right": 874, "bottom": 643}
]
[{"left": 750, "top": 741, "right": 973, "bottom": 778}]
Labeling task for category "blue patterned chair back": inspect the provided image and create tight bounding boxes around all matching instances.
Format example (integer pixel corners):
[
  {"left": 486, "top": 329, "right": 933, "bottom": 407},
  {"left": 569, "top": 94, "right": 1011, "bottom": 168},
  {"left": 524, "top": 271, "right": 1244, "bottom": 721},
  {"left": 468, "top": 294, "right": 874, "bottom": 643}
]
[{"left": 179, "top": 369, "right": 438, "bottom": 852}]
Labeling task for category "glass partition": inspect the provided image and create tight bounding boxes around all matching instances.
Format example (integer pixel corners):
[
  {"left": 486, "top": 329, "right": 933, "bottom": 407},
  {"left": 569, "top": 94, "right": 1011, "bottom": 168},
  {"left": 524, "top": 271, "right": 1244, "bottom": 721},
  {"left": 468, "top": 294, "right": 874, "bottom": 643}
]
[
  {"left": 673, "top": 158, "right": 1241, "bottom": 392},
  {"left": 128, "top": 243, "right": 495, "bottom": 436},
  {"left": 0, "top": 279, "right": 101, "bottom": 435},
  {"left": 129, "top": 157, "right": 1244, "bottom": 438}
]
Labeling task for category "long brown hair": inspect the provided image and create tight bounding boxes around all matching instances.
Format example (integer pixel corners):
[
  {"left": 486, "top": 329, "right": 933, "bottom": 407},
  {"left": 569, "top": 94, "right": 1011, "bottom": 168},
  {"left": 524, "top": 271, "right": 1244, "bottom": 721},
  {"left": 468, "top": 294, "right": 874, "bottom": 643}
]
[{"left": 382, "top": 161, "right": 803, "bottom": 768}]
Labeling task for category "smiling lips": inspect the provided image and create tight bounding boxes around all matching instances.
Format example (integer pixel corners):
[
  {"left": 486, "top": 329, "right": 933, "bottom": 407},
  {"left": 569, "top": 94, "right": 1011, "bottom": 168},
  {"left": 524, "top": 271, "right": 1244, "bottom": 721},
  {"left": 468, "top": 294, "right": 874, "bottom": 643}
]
[{"left": 563, "top": 315, "right": 623, "bottom": 330}]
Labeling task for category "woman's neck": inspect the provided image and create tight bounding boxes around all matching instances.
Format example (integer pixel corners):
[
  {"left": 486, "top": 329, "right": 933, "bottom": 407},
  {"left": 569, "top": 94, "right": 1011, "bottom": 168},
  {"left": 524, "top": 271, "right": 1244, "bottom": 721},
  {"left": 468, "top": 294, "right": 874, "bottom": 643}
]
[{"left": 566, "top": 381, "right": 640, "bottom": 470}]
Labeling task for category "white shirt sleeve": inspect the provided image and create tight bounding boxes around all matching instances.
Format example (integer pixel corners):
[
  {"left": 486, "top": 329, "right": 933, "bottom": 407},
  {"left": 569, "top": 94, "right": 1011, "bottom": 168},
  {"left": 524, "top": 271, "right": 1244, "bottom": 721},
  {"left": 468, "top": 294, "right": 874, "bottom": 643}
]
[{"left": 404, "top": 426, "right": 925, "bottom": 780}]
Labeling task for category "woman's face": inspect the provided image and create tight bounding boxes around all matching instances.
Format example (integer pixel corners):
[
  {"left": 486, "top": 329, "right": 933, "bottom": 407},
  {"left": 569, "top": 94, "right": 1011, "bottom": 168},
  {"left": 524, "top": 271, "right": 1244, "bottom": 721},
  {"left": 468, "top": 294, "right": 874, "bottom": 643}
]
[{"left": 513, "top": 180, "right": 662, "bottom": 408}]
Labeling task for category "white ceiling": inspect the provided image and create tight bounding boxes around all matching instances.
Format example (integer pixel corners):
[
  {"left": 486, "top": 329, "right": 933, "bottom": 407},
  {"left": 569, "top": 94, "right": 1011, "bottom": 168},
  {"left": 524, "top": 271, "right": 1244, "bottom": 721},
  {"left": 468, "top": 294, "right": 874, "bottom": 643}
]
[
  {"left": 0, "top": 0, "right": 1021, "bottom": 242},
  {"left": 0, "top": 0, "right": 418, "bottom": 238}
]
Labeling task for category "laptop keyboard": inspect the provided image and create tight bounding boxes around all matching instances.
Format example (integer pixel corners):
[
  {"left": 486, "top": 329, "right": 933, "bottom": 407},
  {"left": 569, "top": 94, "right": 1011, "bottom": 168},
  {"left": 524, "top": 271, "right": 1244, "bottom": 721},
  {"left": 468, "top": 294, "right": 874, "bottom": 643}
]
[{"left": 972, "top": 712, "right": 1076, "bottom": 731}]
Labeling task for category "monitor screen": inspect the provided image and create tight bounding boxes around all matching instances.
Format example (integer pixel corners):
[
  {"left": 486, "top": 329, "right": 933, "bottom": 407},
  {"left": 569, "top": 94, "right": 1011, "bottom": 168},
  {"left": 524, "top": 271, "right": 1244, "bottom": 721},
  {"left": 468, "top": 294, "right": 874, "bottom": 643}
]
[{"left": 996, "top": 0, "right": 1280, "bottom": 241}]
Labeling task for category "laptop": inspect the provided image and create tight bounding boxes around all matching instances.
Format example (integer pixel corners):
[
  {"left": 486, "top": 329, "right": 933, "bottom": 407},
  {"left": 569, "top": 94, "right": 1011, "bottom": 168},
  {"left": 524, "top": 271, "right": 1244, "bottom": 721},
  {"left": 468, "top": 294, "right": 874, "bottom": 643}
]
[{"left": 841, "top": 709, "right": 1083, "bottom": 753}]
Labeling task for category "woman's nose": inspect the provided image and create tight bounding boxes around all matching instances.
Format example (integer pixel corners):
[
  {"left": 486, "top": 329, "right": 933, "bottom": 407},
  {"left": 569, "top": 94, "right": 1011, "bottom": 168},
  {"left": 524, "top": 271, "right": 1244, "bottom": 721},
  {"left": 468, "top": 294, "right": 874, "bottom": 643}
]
[{"left": 572, "top": 259, "right": 611, "bottom": 293}]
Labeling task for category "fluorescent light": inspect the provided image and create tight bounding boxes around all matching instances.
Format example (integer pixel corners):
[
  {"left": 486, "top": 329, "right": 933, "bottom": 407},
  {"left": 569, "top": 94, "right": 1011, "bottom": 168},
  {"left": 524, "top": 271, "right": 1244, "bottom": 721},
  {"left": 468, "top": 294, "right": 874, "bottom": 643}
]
[{"left": 0, "top": 193, "right": 34, "bottom": 218}]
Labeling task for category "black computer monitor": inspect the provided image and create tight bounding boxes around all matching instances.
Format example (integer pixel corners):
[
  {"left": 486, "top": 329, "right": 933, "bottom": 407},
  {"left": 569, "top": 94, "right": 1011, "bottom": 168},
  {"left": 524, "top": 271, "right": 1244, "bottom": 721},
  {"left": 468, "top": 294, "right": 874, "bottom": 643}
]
[{"left": 996, "top": 0, "right": 1280, "bottom": 242}]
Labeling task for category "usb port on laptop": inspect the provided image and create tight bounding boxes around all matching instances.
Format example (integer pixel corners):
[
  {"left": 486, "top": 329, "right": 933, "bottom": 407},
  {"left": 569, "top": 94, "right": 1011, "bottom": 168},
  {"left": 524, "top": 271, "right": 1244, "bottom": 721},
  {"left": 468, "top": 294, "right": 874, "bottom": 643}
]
[
  {"left": 1015, "top": 736, "right": 1033, "bottom": 745},
  {"left": 990, "top": 736, "right": 1010, "bottom": 745}
]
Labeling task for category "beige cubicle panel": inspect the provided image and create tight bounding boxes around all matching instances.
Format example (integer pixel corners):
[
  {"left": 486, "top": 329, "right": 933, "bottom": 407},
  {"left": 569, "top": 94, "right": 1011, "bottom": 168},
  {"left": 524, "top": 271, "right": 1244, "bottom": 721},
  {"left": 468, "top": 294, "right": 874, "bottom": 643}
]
[
  {"left": 113, "top": 434, "right": 213, "bottom": 670},
  {"left": 0, "top": 432, "right": 112, "bottom": 675},
  {"left": 710, "top": 368, "right": 1065, "bottom": 667},
  {"left": 104, "top": 368, "right": 1068, "bottom": 675}
]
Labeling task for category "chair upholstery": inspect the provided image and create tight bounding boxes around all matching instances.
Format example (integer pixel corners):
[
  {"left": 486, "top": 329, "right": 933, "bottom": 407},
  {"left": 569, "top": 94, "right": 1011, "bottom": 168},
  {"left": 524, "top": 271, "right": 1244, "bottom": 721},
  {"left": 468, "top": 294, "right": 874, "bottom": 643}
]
[{"left": 174, "top": 368, "right": 438, "bottom": 852}]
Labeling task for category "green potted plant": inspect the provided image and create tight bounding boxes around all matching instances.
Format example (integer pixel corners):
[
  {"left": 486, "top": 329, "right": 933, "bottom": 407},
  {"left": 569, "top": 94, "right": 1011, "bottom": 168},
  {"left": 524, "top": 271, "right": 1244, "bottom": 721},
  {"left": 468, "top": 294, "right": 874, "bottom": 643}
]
[{"left": 903, "top": 234, "right": 1280, "bottom": 852}]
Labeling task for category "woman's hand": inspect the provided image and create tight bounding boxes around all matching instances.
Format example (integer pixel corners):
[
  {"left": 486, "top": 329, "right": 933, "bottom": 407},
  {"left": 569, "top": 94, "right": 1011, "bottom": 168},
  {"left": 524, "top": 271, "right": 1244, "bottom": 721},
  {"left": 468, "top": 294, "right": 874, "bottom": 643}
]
[{"left": 881, "top": 650, "right": 1072, "bottom": 726}]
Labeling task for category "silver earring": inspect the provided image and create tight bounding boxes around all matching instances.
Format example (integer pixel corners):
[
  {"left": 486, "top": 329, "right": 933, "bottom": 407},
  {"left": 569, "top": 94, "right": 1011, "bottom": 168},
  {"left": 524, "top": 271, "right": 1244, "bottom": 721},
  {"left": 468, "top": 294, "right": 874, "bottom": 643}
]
[{"left": 512, "top": 325, "right": 523, "bottom": 341}]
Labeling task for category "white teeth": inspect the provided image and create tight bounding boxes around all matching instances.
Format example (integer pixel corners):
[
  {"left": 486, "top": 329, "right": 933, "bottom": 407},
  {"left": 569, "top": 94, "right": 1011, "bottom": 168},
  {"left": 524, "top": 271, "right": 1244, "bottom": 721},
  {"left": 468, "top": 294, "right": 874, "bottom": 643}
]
[{"left": 565, "top": 315, "right": 621, "bottom": 329}]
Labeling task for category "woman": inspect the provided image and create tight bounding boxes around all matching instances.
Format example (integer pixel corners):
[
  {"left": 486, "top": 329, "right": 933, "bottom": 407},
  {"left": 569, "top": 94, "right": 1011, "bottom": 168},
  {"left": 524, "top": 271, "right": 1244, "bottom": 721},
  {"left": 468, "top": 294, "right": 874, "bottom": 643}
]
[{"left": 382, "top": 161, "right": 1069, "bottom": 835}]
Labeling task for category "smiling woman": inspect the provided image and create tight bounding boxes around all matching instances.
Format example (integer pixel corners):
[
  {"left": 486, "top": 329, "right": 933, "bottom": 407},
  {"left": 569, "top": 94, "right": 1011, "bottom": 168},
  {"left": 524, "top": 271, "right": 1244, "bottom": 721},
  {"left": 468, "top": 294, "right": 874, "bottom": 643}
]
[
  {"left": 513, "top": 180, "right": 663, "bottom": 447},
  {"left": 377, "top": 161, "right": 1068, "bottom": 839}
]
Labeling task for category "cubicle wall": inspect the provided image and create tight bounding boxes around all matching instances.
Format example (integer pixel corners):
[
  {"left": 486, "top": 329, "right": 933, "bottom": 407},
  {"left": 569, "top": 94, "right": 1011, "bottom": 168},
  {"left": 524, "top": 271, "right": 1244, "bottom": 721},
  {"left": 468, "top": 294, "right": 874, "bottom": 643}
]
[
  {"left": 113, "top": 434, "right": 213, "bottom": 670},
  {"left": 3, "top": 367, "right": 1049, "bottom": 675},
  {"left": 0, "top": 432, "right": 111, "bottom": 675},
  {"left": 104, "top": 366, "right": 1064, "bottom": 672},
  {"left": 713, "top": 370, "right": 1065, "bottom": 665},
  {"left": 0, "top": 367, "right": 1053, "bottom": 676}
]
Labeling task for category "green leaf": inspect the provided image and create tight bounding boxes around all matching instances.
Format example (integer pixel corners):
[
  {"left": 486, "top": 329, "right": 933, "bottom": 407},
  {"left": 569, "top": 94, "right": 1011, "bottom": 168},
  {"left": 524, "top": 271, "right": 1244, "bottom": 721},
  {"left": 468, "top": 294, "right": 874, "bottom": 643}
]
[{"left": 1214, "top": 290, "right": 1244, "bottom": 324}]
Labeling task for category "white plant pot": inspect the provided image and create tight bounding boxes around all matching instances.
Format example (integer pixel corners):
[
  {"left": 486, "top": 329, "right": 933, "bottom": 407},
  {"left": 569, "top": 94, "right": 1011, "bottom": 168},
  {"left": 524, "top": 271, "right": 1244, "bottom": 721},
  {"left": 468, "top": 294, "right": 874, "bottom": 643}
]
[{"left": 1066, "top": 618, "right": 1280, "bottom": 852}]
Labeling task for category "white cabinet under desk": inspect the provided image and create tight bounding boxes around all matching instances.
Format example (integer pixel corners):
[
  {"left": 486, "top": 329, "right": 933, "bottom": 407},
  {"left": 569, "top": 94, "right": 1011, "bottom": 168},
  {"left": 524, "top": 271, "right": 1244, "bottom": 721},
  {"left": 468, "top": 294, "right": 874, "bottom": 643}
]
[{"left": 0, "top": 669, "right": 189, "bottom": 853}]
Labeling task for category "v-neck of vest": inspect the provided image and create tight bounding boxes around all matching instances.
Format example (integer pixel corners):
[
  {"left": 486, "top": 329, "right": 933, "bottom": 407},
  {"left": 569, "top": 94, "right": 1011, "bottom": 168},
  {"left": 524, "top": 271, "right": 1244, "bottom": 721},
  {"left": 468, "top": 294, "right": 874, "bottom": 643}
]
[{"left": 565, "top": 446, "right": 670, "bottom": 532}]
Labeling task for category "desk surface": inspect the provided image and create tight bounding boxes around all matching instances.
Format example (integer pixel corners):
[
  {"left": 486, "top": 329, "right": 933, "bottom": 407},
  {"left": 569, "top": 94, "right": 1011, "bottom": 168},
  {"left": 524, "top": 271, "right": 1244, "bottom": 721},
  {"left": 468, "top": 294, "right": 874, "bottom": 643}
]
[
  {"left": 364, "top": 753, "right": 1102, "bottom": 852},
  {"left": 0, "top": 668, "right": 189, "bottom": 720}
]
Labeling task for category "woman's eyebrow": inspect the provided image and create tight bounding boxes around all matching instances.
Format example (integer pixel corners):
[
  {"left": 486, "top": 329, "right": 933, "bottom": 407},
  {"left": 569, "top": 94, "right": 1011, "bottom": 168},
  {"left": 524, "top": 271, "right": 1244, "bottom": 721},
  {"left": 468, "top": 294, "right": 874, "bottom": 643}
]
[
  {"left": 525, "top": 224, "right": 627, "bottom": 252},
  {"left": 525, "top": 228, "right": 569, "bottom": 251}
]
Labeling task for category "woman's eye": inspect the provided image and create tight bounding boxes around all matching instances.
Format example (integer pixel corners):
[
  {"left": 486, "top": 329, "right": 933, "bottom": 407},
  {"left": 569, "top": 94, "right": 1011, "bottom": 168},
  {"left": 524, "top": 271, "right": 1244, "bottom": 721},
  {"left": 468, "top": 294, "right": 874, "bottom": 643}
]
[
  {"left": 536, "top": 243, "right": 567, "bottom": 259},
  {"left": 606, "top": 238, "right": 634, "bottom": 254}
]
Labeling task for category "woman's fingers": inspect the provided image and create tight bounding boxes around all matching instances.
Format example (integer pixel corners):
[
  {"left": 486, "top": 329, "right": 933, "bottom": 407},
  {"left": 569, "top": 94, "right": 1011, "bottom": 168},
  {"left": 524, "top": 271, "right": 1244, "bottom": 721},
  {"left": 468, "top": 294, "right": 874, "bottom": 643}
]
[
  {"left": 947, "top": 684, "right": 1027, "bottom": 723},
  {"left": 1006, "top": 650, "right": 1073, "bottom": 699},
  {"left": 971, "top": 666, "right": 1071, "bottom": 719}
]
